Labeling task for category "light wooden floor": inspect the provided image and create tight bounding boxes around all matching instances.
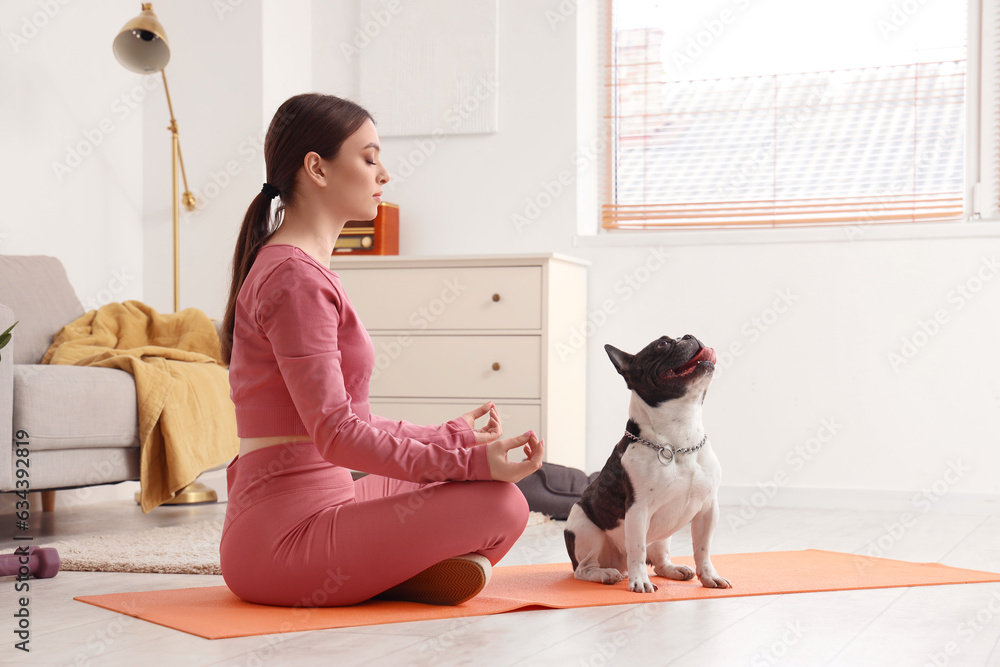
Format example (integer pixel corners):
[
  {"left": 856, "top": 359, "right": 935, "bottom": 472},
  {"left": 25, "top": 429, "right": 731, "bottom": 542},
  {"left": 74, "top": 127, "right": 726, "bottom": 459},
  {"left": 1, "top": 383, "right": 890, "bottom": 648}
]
[{"left": 1, "top": 496, "right": 999, "bottom": 666}]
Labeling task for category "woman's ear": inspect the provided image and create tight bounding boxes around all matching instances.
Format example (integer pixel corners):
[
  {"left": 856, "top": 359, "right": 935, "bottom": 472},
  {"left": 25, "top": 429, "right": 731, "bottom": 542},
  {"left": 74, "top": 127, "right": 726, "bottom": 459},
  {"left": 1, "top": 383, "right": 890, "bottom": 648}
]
[{"left": 301, "top": 151, "right": 327, "bottom": 187}]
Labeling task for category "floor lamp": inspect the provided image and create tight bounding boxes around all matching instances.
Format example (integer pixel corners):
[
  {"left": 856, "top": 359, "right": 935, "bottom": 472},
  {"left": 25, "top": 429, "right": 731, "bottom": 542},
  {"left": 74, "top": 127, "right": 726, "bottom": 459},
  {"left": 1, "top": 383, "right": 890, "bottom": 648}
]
[{"left": 114, "top": 3, "right": 216, "bottom": 506}]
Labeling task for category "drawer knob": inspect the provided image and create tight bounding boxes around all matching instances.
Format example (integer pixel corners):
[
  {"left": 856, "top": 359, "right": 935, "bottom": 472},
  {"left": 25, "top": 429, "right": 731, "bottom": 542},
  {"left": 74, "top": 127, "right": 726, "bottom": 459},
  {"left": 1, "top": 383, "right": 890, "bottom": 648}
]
[
  {"left": 492, "top": 293, "right": 501, "bottom": 302},
  {"left": 492, "top": 362, "right": 501, "bottom": 371}
]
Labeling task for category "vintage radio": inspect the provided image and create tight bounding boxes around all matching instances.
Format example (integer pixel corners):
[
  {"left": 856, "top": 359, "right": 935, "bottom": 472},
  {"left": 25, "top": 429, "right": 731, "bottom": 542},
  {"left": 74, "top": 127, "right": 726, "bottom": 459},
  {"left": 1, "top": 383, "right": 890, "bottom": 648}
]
[{"left": 333, "top": 202, "right": 399, "bottom": 255}]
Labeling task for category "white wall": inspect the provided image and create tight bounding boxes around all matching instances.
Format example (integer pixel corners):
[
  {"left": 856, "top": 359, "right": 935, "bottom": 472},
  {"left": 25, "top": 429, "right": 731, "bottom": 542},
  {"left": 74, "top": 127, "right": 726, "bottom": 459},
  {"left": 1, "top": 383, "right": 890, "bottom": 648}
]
[
  {"left": 2, "top": 0, "right": 270, "bottom": 507},
  {"left": 579, "top": 235, "right": 1000, "bottom": 512},
  {"left": 1, "top": 0, "right": 145, "bottom": 308},
  {"left": 315, "top": 0, "right": 583, "bottom": 256},
  {"left": 262, "top": 0, "right": 312, "bottom": 144},
  {"left": 151, "top": 0, "right": 311, "bottom": 320},
  {"left": 311, "top": 0, "right": 1000, "bottom": 509},
  {"left": 144, "top": 0, "right": 264, "bottom": 317},
  {"left": 5, "top": 0, "right": 999, "bottom": 511}
]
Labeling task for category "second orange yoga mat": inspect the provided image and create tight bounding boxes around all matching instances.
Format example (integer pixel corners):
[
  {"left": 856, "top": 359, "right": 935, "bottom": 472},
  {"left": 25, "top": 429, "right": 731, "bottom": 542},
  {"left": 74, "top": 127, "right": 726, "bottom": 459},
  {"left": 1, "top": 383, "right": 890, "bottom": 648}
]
[{"left": 74, "top": 549, "right": 1000, "bottom": 640}]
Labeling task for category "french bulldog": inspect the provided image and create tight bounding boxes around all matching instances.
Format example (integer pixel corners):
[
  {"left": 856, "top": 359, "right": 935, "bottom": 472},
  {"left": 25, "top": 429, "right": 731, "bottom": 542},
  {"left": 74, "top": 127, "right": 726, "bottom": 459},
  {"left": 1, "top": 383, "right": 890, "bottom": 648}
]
[{"left": 564, "top": 334, "right": 731, "bottom": 593}]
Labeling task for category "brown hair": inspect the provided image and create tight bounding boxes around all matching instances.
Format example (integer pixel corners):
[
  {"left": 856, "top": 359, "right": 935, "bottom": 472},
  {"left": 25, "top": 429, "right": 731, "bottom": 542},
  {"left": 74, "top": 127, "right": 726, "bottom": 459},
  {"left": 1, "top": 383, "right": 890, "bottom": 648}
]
[{"left": 220, "top": 93, "right": 373, "bottom": 365}]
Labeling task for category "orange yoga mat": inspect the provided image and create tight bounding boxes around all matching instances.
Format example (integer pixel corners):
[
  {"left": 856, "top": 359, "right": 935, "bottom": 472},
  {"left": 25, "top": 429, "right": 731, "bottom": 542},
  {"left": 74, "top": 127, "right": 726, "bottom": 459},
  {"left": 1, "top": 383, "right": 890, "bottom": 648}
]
[{"left": 74, "top": 550, "right": 1000, "bottom": 640}]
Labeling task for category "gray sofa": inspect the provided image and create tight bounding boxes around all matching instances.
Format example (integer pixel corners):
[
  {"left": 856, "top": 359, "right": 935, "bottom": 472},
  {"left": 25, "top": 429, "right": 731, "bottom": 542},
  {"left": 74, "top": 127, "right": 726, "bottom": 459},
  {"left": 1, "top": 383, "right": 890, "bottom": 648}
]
[{"left": 0, "top": 255, "right": 224, "bottom": 509}]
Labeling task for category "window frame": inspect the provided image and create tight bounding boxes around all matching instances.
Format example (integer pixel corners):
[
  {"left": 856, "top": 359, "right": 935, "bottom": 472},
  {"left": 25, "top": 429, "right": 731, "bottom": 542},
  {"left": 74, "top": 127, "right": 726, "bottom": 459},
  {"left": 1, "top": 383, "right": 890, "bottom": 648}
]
[{"left": 576, "top": 0, "right": 1000, "bottom": 247}]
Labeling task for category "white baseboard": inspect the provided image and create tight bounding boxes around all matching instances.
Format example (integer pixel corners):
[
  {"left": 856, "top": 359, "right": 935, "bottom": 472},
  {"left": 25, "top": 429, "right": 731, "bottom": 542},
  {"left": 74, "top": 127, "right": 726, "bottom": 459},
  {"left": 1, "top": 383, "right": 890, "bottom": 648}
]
[{"left": 718, "top": 484, "right": 1000, "bottom": 516}]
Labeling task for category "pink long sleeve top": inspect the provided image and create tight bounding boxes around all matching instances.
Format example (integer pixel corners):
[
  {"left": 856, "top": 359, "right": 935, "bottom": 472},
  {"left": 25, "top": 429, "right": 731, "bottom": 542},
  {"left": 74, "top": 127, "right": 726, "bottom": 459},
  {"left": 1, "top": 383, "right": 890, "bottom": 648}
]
[{"left": 228, "top": 243, "right": 491, "bottom": 483}]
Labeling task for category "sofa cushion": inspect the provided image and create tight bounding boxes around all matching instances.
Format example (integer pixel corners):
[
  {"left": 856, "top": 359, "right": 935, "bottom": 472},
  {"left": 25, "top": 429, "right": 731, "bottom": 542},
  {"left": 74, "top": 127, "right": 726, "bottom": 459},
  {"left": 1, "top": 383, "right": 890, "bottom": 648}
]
[
  {"left": 13, "top": 364, "right": 138, "bottom": 452},
  {"left": 25, "top": 447, "right": 140, "bottom": 491},
  {"left": 0, "top": 255, "right": 85, "bottom": 364}
]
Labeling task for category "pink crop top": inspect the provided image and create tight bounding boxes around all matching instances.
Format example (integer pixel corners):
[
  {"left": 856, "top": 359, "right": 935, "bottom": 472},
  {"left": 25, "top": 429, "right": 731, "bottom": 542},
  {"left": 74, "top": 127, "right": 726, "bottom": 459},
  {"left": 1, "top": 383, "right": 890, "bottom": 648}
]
[{"left": 227, "top": 244, "right": 490, "bottom": 483}]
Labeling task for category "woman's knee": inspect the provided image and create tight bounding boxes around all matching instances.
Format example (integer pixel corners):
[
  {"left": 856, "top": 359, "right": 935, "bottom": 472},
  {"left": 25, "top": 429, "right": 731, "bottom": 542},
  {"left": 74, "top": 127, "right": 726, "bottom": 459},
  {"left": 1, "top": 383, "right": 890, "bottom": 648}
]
[{"left": 483, "top": 480, "right": 529, "bottom": 531}]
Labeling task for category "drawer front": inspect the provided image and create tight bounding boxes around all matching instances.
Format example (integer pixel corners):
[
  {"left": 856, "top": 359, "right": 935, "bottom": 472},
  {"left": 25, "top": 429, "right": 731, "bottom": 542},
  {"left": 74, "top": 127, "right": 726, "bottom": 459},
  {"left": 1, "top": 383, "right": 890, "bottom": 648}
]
[
  {"left": 335, "top": 266, "right": 542, "bottom": 331},
  {"left": 370, "top": 401, "right": 541, "bottom": 462},
  {"left": 369, "top": 335, "right": 540, "bottom": 399},
  {"left": 371, "top": 401, "right": 540, "bottom": 437}
]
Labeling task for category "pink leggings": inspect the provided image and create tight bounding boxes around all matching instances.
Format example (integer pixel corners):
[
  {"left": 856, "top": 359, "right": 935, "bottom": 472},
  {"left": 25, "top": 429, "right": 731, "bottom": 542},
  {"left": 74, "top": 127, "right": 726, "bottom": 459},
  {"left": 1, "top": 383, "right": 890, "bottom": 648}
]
[{"left": 219, "top": 440, "right": 528, "bottom": 607}]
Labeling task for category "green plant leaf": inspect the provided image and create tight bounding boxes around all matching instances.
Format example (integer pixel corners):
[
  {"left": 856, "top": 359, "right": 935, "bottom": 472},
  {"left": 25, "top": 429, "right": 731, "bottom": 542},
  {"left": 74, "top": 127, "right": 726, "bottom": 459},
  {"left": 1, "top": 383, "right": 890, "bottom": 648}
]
[{"left": 0, "top": 321, "right": 18, "bottom": 356}]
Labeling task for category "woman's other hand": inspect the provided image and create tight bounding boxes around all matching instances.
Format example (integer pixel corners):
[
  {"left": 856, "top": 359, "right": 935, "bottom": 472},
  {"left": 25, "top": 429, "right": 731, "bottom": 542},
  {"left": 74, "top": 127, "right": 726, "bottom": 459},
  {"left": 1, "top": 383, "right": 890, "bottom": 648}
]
[
  {"left": 487, "top": 431, "right": 544, "bottom": 483},
  {"left": 459, "top": 401, "right": 502, "bottom": 446}
]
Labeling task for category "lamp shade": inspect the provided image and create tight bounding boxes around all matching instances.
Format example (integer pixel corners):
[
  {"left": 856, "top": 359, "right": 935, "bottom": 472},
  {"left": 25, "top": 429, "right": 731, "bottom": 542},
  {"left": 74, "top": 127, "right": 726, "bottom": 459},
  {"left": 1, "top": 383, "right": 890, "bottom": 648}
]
[{"left": 113, "top": 3, "right": 170, "bottom": 73}]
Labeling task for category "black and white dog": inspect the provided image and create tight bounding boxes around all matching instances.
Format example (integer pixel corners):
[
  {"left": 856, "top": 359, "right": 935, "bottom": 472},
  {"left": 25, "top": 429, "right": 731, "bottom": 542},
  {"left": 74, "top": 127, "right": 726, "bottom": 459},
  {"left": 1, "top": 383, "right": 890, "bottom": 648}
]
[{"left": 564, "top": 335, "right": 731, "bottom": 593}]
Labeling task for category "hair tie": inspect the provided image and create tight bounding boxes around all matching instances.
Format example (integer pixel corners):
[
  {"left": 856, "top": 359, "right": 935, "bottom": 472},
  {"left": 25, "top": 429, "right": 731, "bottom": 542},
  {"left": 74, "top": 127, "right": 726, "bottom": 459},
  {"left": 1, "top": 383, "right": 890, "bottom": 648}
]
[{"left": 261, "top": 182, "right": 280, "bottom": 200}]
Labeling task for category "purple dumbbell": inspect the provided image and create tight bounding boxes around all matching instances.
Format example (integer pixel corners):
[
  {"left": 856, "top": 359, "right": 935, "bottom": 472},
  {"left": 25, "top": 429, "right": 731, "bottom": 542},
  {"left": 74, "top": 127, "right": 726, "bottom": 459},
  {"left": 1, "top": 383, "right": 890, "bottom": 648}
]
[{"left": 0, "top": 546, "right": 60, "bottom": 579}]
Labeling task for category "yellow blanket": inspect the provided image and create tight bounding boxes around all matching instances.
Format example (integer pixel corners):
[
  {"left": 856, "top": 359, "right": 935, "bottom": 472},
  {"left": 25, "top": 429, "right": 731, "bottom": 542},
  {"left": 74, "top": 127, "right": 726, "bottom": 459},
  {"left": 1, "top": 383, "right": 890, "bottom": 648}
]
[{"left": 42, "top": 300, "right": 238, "bottom": 513}]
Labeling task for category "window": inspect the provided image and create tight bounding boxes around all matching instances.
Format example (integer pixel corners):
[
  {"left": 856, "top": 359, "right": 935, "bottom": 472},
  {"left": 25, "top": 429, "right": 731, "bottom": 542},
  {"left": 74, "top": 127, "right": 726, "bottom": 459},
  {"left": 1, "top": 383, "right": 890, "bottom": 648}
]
[{"left": 601, "top": 0, "right": 995, "bottom": 231}]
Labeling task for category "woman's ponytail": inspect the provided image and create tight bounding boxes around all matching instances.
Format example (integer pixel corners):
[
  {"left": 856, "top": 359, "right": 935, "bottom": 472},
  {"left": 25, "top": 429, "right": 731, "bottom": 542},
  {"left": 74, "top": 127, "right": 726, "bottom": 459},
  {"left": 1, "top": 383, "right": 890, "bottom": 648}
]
[{"left": 220, "top": 191, "right": 275, "bottom": 365}]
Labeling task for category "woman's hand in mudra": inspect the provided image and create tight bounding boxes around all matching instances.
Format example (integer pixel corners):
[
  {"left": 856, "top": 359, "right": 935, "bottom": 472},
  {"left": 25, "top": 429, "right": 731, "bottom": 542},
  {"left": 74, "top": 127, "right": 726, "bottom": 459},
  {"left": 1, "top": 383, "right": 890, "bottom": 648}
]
[
  {"left": 487, "top": 431, "right": 544, "bottom": 483},
  {"left": 459, "top": 401, "right": 502, "bottom": 446}
]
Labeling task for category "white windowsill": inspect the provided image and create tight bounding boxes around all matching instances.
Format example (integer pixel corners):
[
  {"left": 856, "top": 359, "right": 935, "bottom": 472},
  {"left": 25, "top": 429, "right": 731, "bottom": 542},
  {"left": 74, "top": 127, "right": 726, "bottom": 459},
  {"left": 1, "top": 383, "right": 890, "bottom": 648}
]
[{"left": 572, "top": 218, "right": 1000, "bottom": 248}]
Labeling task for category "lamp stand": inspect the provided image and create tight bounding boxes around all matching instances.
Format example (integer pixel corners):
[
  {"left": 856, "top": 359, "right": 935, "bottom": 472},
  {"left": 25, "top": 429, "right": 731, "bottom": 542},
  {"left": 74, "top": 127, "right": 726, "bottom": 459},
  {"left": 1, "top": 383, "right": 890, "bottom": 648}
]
[
  {"left": 172, "top": 116, "right": 180, "bottom": 313},
  {"left": 133, "top": 67, "right": 217, "bottom": 508},
  {"left": 162, "top": 67, "right": 196, "bottom": 312}
]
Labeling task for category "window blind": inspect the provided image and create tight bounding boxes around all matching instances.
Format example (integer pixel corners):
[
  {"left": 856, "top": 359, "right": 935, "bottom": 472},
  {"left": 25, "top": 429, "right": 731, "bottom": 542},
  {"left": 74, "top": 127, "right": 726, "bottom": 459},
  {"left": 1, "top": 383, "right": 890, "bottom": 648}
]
[
  {"left": 982, "top": 0, "right": 1000, "bottom": 219},
  {"left": 602, "top": 22, "right": 968, "bottom": 230}
]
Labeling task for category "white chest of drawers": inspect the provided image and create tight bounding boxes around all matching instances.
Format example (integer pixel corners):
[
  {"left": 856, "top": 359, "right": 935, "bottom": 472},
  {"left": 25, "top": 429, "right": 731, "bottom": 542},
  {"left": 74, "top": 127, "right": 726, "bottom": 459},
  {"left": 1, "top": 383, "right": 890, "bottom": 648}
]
[{"left": 329, "top": 253, "right": 589, "bottom": 469}]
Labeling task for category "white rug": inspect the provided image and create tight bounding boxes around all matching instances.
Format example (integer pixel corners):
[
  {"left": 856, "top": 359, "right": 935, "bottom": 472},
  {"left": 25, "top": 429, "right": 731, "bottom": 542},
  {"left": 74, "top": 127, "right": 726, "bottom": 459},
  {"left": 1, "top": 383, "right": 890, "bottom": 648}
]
[{"left": 1, "top": 511, "right": 551, "bottom": 575}]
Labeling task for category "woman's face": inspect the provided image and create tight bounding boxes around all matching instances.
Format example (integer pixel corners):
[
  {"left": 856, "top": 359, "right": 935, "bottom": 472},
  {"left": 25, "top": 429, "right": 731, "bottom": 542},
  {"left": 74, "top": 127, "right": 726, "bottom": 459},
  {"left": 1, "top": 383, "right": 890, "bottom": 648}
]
[{"left": 323, "top": 119, "right": 390, "bottom": 222}]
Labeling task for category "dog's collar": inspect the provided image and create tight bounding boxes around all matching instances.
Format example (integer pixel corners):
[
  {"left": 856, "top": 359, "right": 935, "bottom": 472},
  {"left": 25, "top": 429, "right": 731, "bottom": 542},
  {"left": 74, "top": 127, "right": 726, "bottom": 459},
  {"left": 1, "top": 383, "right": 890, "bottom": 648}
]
[{"left": 624, "top": 431, "right": 707, "bottom": 465}]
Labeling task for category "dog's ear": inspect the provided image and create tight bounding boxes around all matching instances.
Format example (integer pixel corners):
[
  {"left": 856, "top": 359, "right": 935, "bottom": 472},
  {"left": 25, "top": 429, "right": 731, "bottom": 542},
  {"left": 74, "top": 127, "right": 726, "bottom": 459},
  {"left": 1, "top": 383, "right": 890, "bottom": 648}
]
[{"left": 604, "top": 344, "right": 633, "bottom": 380}]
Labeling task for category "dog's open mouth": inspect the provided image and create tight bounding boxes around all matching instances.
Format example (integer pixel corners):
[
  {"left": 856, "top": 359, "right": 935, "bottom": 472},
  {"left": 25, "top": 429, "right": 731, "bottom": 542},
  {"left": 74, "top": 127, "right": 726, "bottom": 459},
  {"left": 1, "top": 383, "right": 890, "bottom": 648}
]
[{"left": 662, "top": 346, "right": 717, "bottom": 378}]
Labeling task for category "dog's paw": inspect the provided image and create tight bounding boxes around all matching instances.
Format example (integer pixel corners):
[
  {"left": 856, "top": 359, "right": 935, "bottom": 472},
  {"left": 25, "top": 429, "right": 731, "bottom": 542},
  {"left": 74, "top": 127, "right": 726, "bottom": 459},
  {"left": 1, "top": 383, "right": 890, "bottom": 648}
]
[
  {"left": 596, "top": 568, "right": 625, "bottom": 585},
  {"left": 698, "top": 572, "right": 732, "bottom": 589},
  {"left": 574, "top": 566, "right": 624, "bottom": 585},
  {"left": 628, "top": 577, "right": 658, "bottom": 593},
  {"left": 654, "top": 563, "right": 695, "bottom": 581}
]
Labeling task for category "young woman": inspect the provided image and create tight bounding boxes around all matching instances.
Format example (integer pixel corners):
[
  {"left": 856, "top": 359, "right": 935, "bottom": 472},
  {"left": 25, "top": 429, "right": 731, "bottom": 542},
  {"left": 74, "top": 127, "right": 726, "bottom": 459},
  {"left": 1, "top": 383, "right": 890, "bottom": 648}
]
[{"left": 218, "top": 93, "right": 544, "bottom": 607}]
